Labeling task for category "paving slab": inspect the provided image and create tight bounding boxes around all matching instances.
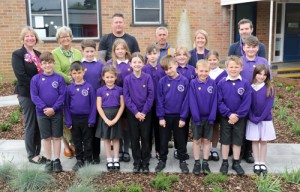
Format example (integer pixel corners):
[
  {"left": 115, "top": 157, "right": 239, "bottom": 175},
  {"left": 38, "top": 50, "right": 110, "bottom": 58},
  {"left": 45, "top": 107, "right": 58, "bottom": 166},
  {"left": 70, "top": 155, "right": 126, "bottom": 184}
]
[
  {"left": 0, "top": 95, "right": 18, "bottom": 107},
  {"left": 0, "top": 140, "right": 299, "bottom": 175}
]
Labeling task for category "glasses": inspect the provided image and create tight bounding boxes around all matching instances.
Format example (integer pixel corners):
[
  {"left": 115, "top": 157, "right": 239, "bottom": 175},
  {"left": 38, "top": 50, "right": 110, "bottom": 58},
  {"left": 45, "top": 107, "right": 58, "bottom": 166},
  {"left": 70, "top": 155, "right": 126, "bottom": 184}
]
[{"left": 60, "top": 35, "right": 71, "bottom": 39}]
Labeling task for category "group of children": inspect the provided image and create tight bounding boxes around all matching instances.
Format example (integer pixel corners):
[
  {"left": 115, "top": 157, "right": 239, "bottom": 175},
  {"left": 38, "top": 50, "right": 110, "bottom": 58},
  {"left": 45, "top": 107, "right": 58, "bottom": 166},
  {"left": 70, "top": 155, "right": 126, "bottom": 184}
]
[{"left": 30, "top": 34, "right": 276, "bottom": 176}]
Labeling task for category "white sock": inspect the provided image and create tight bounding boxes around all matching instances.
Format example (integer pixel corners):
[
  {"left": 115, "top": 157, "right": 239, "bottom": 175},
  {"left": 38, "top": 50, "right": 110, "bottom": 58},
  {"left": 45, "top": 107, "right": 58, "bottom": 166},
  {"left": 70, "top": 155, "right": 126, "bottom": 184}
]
[
  {"left": 107, "top": 158, "right": 113, "bottom": 162},
  {"left": 113, "top": 158, "right": 119, "bottom": 162}
]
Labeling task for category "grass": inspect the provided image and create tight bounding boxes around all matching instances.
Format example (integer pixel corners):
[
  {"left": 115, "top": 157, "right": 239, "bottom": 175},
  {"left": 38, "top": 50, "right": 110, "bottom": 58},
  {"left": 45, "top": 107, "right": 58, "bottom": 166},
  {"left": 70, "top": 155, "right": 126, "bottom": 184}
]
[
  {"left": 9, "top": 111, "right": 20, "bottom": 124},
  {"left": 0, "top": 122, "right": 11, "bottom": 132},
  {"left": 276, "top": 106, "right": 287, "bottom": 120},
  {"left": 0, "top": 161, "right": 16, "bottom": 181},
  {"left": 282, "top": 168, "right": 300, "bottom": 184},
  {"left": 203, "top": 173, "right": 228, "bottom": 185},
  {"left": 291, "top": 123, "right": 300, "bottom": 136},
  {"left": 76, "top": 165, "right": 101, "bottom": 183},
  {"left": 255, "top": 174, "right": 281, "bottom": 192},
  {"left": 67, "top": 182, "right": 96, "bottom": 192},
  {"left": 104, "top": 182, "right": 142, "bottom": 192},
  {"left": 151, "top": 172, "right": 179, "bottom": 191},
  {"left": 10, "top": 166, "right": 54, "bottom": 191}
]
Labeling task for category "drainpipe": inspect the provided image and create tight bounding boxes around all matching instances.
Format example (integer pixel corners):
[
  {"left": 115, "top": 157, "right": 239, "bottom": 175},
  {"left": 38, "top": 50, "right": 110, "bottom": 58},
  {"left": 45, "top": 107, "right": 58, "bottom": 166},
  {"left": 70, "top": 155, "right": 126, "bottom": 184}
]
[
  {"left": 229, "top": 4, "right": 234, "bottom": 44},
  {"left": 268, "top": 0, "right": 274, "bottom": 63}
]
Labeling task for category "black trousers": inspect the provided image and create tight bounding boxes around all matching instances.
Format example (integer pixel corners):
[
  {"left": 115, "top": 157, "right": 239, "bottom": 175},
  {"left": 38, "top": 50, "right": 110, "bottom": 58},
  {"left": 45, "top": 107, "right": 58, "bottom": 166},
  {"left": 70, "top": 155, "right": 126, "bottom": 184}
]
[
  {"left": 71, "top": 116, "right": 92, "bottom": 161},
  {"left": 159, "top": 116, "right": 187, "bottom": 162},
  {"left": 149, "top": 102, "right": 160, "bottom": 153},
  {"left": 127, "top": 109, "right": 152, "bottom": 166}
]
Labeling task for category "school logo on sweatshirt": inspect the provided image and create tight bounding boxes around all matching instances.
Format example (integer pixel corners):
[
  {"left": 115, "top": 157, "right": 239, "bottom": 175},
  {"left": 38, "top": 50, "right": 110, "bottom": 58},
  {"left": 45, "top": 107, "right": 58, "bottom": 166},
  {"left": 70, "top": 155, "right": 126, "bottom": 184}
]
[
  {"left": 237, "top": 88, "right": 245, "bottom": 95},
  {"left": 207, "top": 86, "right": 213, "bottom": 94},
  {"left": 177, "top": 85, "right": 185, "bottom": 92},
  {"left": 82, "top": 89, "right": 89, "bottom": 96},
  {"left": 52, "top": 81, "right": 58, "bottom": 88}
]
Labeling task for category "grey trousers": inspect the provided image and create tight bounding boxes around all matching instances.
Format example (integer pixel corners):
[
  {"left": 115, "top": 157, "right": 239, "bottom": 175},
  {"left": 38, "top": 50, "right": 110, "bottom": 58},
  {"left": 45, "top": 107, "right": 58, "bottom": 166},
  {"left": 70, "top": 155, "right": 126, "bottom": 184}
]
[{"left": 18, "top": 96, "right": 41, "bottom": 159}]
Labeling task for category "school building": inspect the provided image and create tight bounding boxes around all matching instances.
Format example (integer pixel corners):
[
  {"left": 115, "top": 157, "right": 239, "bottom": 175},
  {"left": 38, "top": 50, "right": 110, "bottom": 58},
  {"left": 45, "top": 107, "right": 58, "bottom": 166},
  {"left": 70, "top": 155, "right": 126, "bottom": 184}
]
[{"left": 1, "top": 0, "right": 300, "bottom": 82}]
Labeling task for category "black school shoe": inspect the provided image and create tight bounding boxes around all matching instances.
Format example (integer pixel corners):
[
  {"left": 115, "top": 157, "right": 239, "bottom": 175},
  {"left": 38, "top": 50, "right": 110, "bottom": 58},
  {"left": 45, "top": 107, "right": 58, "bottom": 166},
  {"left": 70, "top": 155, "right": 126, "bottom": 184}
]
[
  {"left": 192, "top": 162, "right": 201, "bottom": 175},
  {"left": 232, "top": 162, "right": 245, "bottom": 175},
  {"left": 174, "top": 150, "right": 190, "bottom": 160},
  {"left": 179, "top": 161, "right": 189, "bottom": 174},
  {"left": 142, "top": 165, "right": 149, "bottom": 174},
  {"left": 253, "top": 164, "right": 261, "bottom": 175},
  {"left": 202, "top": 162, "right": 211, "bottom": 175},
  {"left": 155, "top": 160, "right": 166, "bottom": 173},
  {"left": 72, "top": 160, "right": 84, "bottom": 172},
  {"left": 44, "top": 160, "right": 53, "bottom": 173},
  {"left": 243, "top": 151, "right": 254, "bottom": 163},
  {"left": 208, "top": 151, "right": 220, "bottom": 161},
  {"left": 133, "top": 164, "right": 141, "bottom": 173},
  {"left": 53, "top": 159, "right": 63, "bottom": 173},
  {"left": 260, "top": 164, "right": 268, "bottom": 175},
  {"left": 220, "top": 162, "right": 229, "bottom": 175}
]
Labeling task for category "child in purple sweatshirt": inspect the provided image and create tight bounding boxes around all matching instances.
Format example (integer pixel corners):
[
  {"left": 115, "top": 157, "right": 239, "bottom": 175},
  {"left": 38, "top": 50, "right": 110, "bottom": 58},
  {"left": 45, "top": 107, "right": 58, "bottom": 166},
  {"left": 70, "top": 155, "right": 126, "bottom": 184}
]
[
  {"left": 155, "top": 55, "right": 189, "bottom": 174},
  {"left": 218, "top": 56, "right": 251, "bottom": 176},
  {"left": 123, "top": 53, "right": 154, "bottom": 173},
  {"left": 246, "top": 64, "right": 276, "bottom": 175},
  {"left": 64, "top": 61, "right": 96, "bottom": 171},
  {"left": 30, "top": 51, "right": 66, "bottom": 173}
]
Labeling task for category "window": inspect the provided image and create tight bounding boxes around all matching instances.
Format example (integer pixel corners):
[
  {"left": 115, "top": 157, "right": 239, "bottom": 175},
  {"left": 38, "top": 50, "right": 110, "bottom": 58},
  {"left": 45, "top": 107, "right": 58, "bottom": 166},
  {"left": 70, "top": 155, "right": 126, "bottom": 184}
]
[
  {"left": 133, "top": 0, "right": 163, "bottom": 25},
  {"left": 28, "top": 0, "right": 99, "bottom": 40}
]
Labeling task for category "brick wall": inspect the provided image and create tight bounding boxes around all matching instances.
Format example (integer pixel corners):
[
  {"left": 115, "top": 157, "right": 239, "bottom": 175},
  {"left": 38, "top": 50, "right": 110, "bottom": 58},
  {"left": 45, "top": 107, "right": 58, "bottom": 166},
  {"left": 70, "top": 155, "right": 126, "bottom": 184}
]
[{"left": 2, "top": 0, "right": 273, "bottom": 83}]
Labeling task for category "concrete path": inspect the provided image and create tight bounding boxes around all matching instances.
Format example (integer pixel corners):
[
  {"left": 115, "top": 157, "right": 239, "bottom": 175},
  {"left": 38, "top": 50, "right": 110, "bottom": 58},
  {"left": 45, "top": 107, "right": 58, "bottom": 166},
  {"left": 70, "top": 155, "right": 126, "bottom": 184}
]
[
  {"left": 0, "top": 140, "right": 299, "bottom": 174},
  {"left": 0, "top": 95, "right": 18, "bottom": 107}
]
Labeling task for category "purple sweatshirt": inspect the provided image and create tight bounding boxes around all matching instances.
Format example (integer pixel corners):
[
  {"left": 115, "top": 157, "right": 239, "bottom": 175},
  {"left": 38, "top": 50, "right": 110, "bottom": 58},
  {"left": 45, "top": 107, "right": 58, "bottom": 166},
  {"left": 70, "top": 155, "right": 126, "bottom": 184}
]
[
  {"left": 142, "top": 63, "right": 165, "bottom": 100},
  {"left": 177, "top": 64, "right": 196, "bottom": 82},
  {"left": 106, "top": 60, "right": 132, "bottom": 87},
  {"left": 241, "top": 56, "right": 271, "bottom": 83},
  {"left": 30, "top": 73, "right": 66, "bottom": 116},
  {"left": 249, "top": 84, "right": 274, "bottom": 124},
  {"left": 156, "top": 74, "right": 189, "bottom": 121},
  {"left": 217, "top": 77, "right": 251, "bottom": 118},
  {"left": 64, "top": 81, "right": 96, "bottom": 128},
  {"left": 123, "top": 72, "right": 154, "bottom": 115},
  {"left": 189, "top": 77, "right": 217, "bottom": 125},
  {"left": 97, "top": 85, "right": 123, "bottom": 108},
  {"left": 82, "top": 60, "right": 104, "bottom": 91}
]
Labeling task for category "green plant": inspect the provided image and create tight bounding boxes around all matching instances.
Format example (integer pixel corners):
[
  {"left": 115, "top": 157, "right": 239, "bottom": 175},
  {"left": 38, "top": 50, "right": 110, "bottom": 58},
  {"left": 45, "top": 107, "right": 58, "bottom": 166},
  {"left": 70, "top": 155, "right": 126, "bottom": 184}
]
[
  {"left": 126, "top": 182, "right": 143, "bottom": 192},
  {"left": 203, "top": 173, "right": 228, "bottom": 185},
  {"left": 76, "top": 165, "right": 101, "bottom": 183},
  {"left": 68, "top": 182, "right": 96, "bottom": 192},
  {"left": 10, "top": 166, "right": 54, "bottom": 191},
  {"left": 151, "top": 172, "right": 179, "bottom": 191},
  {"left": 285, "top": 86, "right": 295, "bottom": 92},
  {"left": 212, "top": 187, "right": 226, "bottom": 192},
  {"left": 273, "top": 99, "right": 279, "bottom": 109},
  {"left": 0, "top": 161, "right": 16, "bottom": 181},
  {"left": 287, "top": 117, "right": 295, "bottom": 126},
  {"left": 255, "top": 174, "right": 281, "bottom": 192},
  {"left": 296, "top": 91, "right": 300, "bottom": 97},
  {"left": 292, "top": 123, "right": 300, "bottom": 135},
  {"left": 276, "top": 82, "right": 283, "bottom": 87},
  {"left": 277, "top": 107, "right": 287, "bottom": 120},
  {"left": 277, "top": 93, "right": 284, "bottom": 99},
  {"left": 104, "top": 182, "right": 126, "bottom": 192},
  {"left": 0, "top": 122, "right": 11, "bottom": 132},
  {"left": 9, "top": 111, "right": 20, "bottom": 124},
  {"left": 12, "top": 79, "right": 17, "bottom": 86},
  {"left": 282, "top": 168, "right": 300, "bottom": 184},
  {"left": 286, "top": 102, "right": 294, "bottom": 108}
]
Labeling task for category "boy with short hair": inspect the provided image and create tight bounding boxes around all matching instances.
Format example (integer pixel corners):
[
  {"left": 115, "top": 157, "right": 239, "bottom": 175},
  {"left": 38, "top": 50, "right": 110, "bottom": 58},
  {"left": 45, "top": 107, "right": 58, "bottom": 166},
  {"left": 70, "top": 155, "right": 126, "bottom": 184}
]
[
  {"left": 218, "top": 56, "right": 251, "bottom": 175},
  {"left": 30, "top": 51, "right": 66, "bottom": 173},
  {"left": 155, "top": 55, "right": 189, "bottom": 173},
  {"left": 142, "top": 44, "right": 165, "bottom": 159},
  {"left": 189, "top": 60, "right": 217, "bottom": 175},
  {"left": 64, "top": 61, "right": 97, "bottom": 171},
  {"left": 81, "top": 39, "right": 104, "bottom": 164}
]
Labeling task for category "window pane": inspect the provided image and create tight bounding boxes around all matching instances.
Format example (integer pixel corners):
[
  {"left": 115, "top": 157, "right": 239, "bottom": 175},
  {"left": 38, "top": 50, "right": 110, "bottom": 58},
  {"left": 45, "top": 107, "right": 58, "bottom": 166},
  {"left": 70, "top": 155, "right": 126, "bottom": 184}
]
[
  {"left": 67, "top": 0, "right": 98, "bottom": 37},
  {"left": 31, "top": 0, "right": 62, "bottom": 14},
  {"left": 135, "top": 10, "right": 160, "bottom": 22},
  {"left": 135, "top": 0, "right": 160, "bottom": 8},
  {"left": 32, "top": 16, "right": 63, "bottom": 37}
]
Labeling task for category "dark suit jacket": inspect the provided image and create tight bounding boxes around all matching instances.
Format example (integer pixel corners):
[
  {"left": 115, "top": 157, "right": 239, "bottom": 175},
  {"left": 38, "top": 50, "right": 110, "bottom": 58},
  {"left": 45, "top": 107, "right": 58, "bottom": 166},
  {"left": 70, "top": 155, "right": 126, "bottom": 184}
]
[{"left": 12, "top": 45, "right": 41, "bottom": 97}]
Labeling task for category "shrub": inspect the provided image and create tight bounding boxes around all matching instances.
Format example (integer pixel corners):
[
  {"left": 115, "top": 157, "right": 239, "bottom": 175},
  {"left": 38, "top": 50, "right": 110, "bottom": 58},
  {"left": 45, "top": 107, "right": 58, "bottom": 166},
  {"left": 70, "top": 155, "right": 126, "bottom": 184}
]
[
  {"left": 255, "top": 174, "right": 281, "bottom": 192},
  {"left": 296, "top": 91, "right": 300, "bottom": 97},
  {"left": 285, "top": 86, "right": 295, "bottom": 92},
  {"left": 0, "top": 122, "right": 11, "bottom": 132},
  {"left": 151, "top": 172, "right": 179, "bottom": 191},
  {"left": 276, "top": 82, "right": 283, "bottom": 87},
  {"left": 292, "top": 123, "right": 300, "bottom": 136},
  {"left": 287, "top": 117, "right": 295, "bottom": 127},
  {"left": 276, "top": 107, "right": 287, "bottom": 120},
  {"left": 126, "top": 182, "right": 143, "bottom": 192},
  {"left": 9, "top": 111, "right": 20, "bottom": 124},
  {"left": 68, "top": 182, "right": 96, "bottom": 192},
  {"left": 104, "top": 182, "right": 126, "bottom": 192},
  {"left": 76, "top": 165, "right": 101, "bottom": 183},
  {"left": 282, "top": 168, "right": 300, "bottom": 184},
  {"left": 0, "top": 161, "right": 16, "bottom": 181},
  {"left": 203, "top": 173, "right": 228, "bottom": 185},
  {"left": 10, "top": 166, "right": 54, "bottom": 191}
]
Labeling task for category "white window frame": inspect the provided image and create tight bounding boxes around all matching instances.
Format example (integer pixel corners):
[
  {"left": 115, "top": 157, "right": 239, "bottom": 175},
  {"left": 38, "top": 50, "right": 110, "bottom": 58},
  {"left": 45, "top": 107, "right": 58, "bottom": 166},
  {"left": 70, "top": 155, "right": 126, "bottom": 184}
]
[
  {"left": 133, "top": 0, "right": 162, "bottom": 25},
  {"left": 28, "top": 0, "right": 100, "bottom": 40}
]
